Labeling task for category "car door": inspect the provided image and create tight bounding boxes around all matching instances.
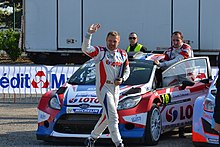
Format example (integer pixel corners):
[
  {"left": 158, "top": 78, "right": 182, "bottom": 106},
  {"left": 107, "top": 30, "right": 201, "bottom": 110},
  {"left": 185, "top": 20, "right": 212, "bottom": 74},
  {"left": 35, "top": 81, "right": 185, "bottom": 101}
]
[{"left": 159, "top": 57, "right": 212, "bottom": 131}]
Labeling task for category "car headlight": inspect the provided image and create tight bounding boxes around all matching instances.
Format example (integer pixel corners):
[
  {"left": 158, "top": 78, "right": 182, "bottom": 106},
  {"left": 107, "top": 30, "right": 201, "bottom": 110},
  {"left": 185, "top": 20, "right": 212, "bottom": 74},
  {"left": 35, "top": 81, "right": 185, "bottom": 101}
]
[
  {"left": 203, "top": 98, "right": 214, "bottom": 112},
  {"left": 117, "top": 96, "right": 141, "bottom": 110},
  {"left": 49, "top": 95, "right": 61, "bottom": 110}
]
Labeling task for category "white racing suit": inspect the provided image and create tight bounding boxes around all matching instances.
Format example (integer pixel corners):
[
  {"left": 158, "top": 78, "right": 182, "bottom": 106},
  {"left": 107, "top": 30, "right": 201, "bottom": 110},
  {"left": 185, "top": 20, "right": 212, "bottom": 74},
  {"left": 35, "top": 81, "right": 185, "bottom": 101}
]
[
  {"left": 82, "top": 33, "right": 130, "bottom": 145},
  {"left": 161, "top": 43, "right": 194, "bottom": 86},
  {"left": 160, "top": 43, "right": 194, "bottom": 68}
]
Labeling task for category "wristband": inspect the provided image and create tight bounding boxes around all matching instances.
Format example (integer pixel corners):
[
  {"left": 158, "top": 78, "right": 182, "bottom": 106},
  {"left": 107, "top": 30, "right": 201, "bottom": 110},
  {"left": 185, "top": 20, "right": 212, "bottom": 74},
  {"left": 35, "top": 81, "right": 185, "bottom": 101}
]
[{"left": 85, "top": 32, "right": 92, "bottom": 39}]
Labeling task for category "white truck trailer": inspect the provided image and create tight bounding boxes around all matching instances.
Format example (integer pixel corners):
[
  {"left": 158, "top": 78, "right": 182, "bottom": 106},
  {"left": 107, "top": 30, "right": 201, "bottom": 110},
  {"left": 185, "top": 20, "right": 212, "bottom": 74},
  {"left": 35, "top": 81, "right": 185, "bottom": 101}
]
[{"left": 23, "top": 0, "right": 220, "bottom": 65}]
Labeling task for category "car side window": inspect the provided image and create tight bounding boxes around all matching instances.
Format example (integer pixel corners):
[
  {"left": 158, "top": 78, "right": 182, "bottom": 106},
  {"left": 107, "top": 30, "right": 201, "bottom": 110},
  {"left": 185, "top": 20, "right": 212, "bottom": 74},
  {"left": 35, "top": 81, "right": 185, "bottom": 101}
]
[{"left": 162, "top": 58, "right": 208, "bottom": 87}]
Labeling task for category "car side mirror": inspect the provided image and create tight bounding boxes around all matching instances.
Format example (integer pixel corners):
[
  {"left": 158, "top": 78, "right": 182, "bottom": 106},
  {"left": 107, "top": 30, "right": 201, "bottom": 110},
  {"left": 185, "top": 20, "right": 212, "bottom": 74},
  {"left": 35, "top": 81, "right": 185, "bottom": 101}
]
[
  {"left": 200, "top": 78, "right": 210, "bottom": 84},
  {"left": 180, "top": 80, "right": 195, "bottom": 90}
]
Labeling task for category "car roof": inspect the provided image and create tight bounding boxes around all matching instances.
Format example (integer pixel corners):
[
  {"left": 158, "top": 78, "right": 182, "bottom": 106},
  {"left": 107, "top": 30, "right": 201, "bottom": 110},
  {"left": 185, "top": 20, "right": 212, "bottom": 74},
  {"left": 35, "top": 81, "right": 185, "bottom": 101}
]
[
  {"left": 128, "top": 52, "right": 165, "bottom": 62},
  {"left": 85, "top": 52, "right": 164, "bottom": 65}
]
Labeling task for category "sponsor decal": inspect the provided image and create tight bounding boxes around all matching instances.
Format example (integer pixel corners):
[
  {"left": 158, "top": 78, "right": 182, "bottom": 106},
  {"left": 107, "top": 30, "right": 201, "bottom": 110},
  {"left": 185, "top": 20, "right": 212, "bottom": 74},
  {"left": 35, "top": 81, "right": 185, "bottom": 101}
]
[
  {"left": 0, "top": 73, "right": 30, "bottom": 88},
  {"left": 208, "top": 138, "right": 219, "bottom": 143},
  {"left": 160, "top": 93, "right": 171, "bottom": 104},
  {"left": 0, "top": 71, "right": 67, "bottom": 89},
  {"left": 170, "top": 90, "right": 190, "bottom": 98},
  {"left": 163, "top": 121, "right": 191, "bottom": 129},
  {"left": 66, "top": 107, "right": 101, "bottom": 114},
  {"left": 180, "top": 105, "right": 193, "bottom": 120},
  {"left": 76, "top": 93, "right": 97, "bottom": 97},
  {"left": 69, "top": 98, "right": 75, "bottom": 103},
  {"left": 123, "top": 113, "right": 147, "bottom": 125},
  {"left": 38, "top": 110, "right": 50, "bottom": 123},
  {"left": 105, "top": 58, "right": 122, "bottom": 67},
  {"left": 203, "top": 113, "right": 212, "bottom": 120},
  {"left": 31, "top": 71, "right": 49, "bottom": 88},
  {"left": 166, "top": 105, "right": 193, "bottom": 122},
  {"left": 0, "top": 66, "right": 79, "bottom": 94},
  {"left": 87, "top": 87, "right": 96, "bottom": 91},
  {"left": 69, "top": 97, "right": 99, "bottom": 104},
  {"left": 166, "top": 106, "right": 178, "bottom": 122},
  {"left": 50, "top": 73, "right": 66, "bottom": 89},
  {"left": 131, "top": 116, "right": 141, "bottom": 123}
]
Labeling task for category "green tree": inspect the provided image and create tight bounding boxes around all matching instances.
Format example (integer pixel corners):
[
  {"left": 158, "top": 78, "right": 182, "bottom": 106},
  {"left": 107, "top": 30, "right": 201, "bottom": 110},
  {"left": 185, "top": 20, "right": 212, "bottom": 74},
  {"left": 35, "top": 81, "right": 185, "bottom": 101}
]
[
  {"left": 0, "top": 29, "right": 21, "bottom": 61},
  {"left": 0, "top": 0, "right": 22, "bottom": 29}
]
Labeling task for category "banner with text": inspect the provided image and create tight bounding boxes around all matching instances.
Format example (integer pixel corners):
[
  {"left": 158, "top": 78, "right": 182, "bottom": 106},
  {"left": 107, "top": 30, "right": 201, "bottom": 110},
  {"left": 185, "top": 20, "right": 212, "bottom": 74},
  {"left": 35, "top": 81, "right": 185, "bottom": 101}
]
[{"left": 0, "top": 65, "right": 79, "bottom": 94}]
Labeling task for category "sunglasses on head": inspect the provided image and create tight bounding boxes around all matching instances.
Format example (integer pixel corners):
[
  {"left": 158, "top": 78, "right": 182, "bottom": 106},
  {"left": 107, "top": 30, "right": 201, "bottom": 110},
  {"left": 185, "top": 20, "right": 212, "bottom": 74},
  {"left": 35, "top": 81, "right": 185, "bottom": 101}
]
[{"left": 129, "top": 37, "right": 136, "bottom": 40}]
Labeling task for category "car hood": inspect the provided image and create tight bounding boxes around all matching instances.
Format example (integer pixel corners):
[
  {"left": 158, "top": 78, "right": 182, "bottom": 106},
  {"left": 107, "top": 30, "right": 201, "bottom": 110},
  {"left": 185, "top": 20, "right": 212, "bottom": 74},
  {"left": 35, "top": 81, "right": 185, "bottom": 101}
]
[{"left": 62, "top": 83, "right": 151, "bottom": 106}]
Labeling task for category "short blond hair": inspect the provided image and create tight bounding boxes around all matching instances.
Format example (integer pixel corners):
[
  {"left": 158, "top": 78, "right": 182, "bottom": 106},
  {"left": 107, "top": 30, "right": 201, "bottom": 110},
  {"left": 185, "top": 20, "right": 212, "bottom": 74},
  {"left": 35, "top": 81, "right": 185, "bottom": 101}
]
[{"left": 106, "top": 31, "right": 120, "bottom": 39}]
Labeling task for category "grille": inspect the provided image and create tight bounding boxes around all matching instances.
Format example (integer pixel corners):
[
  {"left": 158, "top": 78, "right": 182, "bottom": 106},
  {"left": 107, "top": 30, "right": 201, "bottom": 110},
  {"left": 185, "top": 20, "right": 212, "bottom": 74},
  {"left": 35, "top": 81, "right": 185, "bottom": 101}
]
[{"left": 54, "top": 114, "right": 109, "bottom": 134}]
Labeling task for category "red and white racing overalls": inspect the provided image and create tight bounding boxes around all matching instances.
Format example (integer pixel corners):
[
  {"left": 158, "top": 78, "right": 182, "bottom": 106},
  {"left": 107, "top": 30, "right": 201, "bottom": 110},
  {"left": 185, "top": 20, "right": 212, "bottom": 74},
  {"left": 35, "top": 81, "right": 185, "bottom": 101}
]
[
  {"left": 160, "top": 43, "right": 194, "bottom": 68},
  {"left": 82, "top": 33, "right": 130, "bottom": 145},
  {"left": 161, "top": 43, "right": 194, "bottom": 86}
]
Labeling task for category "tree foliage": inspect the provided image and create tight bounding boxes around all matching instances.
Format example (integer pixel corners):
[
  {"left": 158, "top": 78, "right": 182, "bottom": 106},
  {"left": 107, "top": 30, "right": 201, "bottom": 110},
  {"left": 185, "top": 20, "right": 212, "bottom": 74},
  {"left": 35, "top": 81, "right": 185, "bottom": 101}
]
[
  {"left": 0, "top": 29, "right": 21, "bottom": 61},
  {"left": 0, "top": 0, "right": 22, "bottom": 28}
]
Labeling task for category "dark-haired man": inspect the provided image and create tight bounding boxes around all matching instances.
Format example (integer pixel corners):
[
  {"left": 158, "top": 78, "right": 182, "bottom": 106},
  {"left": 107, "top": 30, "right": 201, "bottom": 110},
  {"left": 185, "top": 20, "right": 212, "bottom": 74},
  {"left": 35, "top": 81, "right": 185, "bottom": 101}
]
[{"left": 126, "top": 32, "right": 147, "bottom": 53}]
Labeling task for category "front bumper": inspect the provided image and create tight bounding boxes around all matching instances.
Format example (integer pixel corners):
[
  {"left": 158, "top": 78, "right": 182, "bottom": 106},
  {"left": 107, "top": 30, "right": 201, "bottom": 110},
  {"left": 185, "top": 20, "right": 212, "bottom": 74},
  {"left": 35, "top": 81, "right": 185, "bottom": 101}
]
[
  {"left": 37, "top": 105, "right": 148, "bottom": 142},
  {"left": 192, "top": 97, "right": 219, "bottom": 145}
]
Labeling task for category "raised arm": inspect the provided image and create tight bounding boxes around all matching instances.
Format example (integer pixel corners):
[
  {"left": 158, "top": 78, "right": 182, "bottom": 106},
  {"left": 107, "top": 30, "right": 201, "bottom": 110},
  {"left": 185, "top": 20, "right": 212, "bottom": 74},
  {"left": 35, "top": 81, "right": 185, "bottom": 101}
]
[{"left": 82, "top": 24, "right": 101, "bottom": 57}]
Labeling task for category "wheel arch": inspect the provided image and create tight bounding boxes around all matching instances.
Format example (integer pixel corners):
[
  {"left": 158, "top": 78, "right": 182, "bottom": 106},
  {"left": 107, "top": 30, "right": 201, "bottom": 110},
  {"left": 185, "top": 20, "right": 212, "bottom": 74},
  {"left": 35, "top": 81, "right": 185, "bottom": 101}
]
[{"left": 144, "top": 94, "right": 162, "bottom": 112}]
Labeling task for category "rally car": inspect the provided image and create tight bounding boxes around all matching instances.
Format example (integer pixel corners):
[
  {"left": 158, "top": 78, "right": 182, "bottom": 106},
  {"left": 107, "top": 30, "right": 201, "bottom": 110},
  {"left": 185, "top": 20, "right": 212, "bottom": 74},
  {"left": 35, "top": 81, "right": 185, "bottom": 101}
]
[
  {"left": 192, "top": 72, "right": 219, "bottom": 146},
  {"left": 37, "top": 53, "right": 212, "bottom": 145}
]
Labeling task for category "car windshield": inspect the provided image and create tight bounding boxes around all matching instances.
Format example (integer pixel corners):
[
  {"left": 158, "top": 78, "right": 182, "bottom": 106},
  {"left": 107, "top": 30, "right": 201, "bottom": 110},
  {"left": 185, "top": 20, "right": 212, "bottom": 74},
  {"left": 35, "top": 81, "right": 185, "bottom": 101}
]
[{"left": 68, "top": 59, "right": 154, "bottom": 85}]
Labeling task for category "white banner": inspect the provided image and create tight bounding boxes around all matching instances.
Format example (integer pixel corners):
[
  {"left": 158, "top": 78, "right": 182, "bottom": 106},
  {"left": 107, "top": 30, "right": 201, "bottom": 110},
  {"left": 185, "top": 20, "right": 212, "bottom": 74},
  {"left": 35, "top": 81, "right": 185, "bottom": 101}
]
[
  {"left": 48, "top": 65, "right": 79, "bottom": 90},
  {"left": 0, "top": 65, "right": 79, "bottom": 94}
]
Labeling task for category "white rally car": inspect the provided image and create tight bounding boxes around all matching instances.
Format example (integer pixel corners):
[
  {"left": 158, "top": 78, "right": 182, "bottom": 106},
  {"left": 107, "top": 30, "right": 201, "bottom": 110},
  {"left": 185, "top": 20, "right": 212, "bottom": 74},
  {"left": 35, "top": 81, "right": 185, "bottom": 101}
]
[
  {"left": 192, "top": 72, "right": 219, "bottom": 146},
  {"left": 37, "top": 53, "right": 213, "bottom": 145}
]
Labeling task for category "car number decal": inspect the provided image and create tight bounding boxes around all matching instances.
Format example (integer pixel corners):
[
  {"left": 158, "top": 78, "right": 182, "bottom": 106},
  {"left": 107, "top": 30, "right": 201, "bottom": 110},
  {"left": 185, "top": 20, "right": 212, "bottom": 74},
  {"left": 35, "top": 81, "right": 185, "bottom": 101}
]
[{"left": 160, "top": 93, "right": 171, "bottom": 104}]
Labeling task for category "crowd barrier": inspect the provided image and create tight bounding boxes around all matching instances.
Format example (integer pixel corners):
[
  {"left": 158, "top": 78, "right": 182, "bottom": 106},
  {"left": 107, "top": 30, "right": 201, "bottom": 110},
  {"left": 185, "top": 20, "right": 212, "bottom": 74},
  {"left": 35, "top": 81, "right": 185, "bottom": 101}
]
[{"left": 0, "top": 64, "right": 79, "bottom": 103}]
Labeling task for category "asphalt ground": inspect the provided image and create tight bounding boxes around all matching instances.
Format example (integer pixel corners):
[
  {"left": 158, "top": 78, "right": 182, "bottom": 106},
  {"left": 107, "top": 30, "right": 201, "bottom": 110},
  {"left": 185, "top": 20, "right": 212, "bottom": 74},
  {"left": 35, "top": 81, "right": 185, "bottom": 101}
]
[{"left": 0, "top": 103, "right": 194, "bottom": 147}]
